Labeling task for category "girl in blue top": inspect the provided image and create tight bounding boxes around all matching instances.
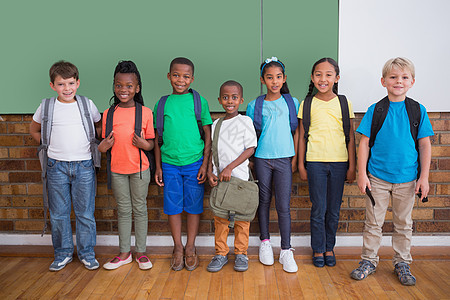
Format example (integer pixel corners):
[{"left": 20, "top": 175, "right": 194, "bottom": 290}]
[{"left": 246, "top": 57, "right": 299, "bottom": 273}]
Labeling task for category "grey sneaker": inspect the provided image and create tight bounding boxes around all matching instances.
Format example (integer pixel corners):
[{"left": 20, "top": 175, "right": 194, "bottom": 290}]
[
  {"left": 234, "top": 254, "right": 249, "bottom": 272},
  {"left": 350, "top": 260, "right": 376, "bottom": 280},
  {"left": 207, "top": 255, "right": 228, "bottom": 272},
  {"left": 81, "top": 258, "right": 100, "bottom": 270},
  {"left": 49, "top": 256, "right": 73, "bottom": 271},
  {"left": 394, "top": 262, "right": 416, "bottom": 286}
]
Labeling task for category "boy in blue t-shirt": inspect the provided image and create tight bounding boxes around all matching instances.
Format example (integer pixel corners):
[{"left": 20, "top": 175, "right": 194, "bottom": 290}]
[{"left": 350, "top": 58, "right": 434, "bottom": 286}]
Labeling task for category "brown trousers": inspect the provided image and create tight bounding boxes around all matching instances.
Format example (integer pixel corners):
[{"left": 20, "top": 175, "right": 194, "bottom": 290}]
[{"left": 214, "top": 216, "right": 250, "bottom": 256}]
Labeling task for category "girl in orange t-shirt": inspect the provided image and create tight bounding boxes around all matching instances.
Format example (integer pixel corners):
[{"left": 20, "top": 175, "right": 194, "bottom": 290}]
[{"left": 99, "top": 61, "right": 155, "bottom": 270}]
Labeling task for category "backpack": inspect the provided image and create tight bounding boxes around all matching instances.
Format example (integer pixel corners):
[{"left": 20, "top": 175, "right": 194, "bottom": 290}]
[
  {"left": 209, "top": 117, "right": 259, "bottom": 228},
  {"left": 368, "top": 96, "right": 421, "bottom": 176},
  {"left": 155, "top": 88, "right": 204, "bottom": 146},
  {"left": 302, "top": 94, "right": 351, "bottom": 148},
  {"left": 105, "top": 102, "right": 155, "bottom": 189},
  {"left": 37, "top": 95, "right": 101, "bottom": 235},
  {"left": 253, "top": 93, "right": 298, "bottom": 139}
]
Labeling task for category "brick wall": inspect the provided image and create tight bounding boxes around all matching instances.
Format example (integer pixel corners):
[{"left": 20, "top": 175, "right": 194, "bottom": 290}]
[{"left": 0, "top": 113, "right": 449, "bottom": 236}]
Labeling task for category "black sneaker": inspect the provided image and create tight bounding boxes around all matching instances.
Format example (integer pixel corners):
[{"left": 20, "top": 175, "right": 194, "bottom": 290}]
[{"left": 394, "top": 262, "right": 416, "bottom": 286}]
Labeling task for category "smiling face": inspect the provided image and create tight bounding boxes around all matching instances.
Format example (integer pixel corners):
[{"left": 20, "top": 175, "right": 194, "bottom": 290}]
[
  {"left": 381, "top": 66, "right": 415, "bottom": 101},
  {"left": 260, "top": 65, "right": 286, "bottom": 97},
  {"left": 50, "top": 75, "right": 80, "bottom": 103},
  {"left": 167, "top": 63, "right": 194, "bottom": 95},
  {"left": 311, "top": 61, "right": 339, "bottom": 97},
  {"left": 114, "top": 73, "right": 140, "bottom": 107},
  {"left": 218, "top": 84, "right": 243, "bottom": 118}
]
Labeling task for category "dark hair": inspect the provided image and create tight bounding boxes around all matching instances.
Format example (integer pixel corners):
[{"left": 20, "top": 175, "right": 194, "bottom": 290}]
[
  {"left": 260, "top": 58, "right": 290, "bottom": 94},
  {"left": 219, "top": 80, "right": 243, "bottom": 97},
  {"left": 49, "top": 60, "right": 79, "bottom": 83},
  {"left": 110, "top": 60, "right": 144, "bottom": 106},
  {"left": 169, "top": 57, "right": 195, "bottom": 75},
  {"left": 306, "top": 57, "right": 340, "bottom": 97}
]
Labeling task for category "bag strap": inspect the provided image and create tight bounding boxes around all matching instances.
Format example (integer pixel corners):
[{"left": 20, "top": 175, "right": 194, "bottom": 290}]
[
  {"left": 282, "top": 93, "right": 299, "bottom": 136},
  {"left": 190, "top": 88, "right": 205, "bottom": 141},
  {"left": 105, "top": 105, "right": 116, "bottom": 189},
  {"left": 369, "top": 96, "right": 390, "bottom": 148},
  {"left": 75, "top": 95, "right": 100, "bottom": 168},
  {"left": 338, "top": 95, "right": 351, "bottom": 147},
  {"left": 253, "top": 95, "right": 266, "bottom": 139},
  {"left": 135, "top": 102, "right": 144, "bottom": 179},
  {"left": 39, "top": 97, "right": 56, "bottom": 235},
  {"left": 405, "top": 97, "right": 421, "bottom": 178}
]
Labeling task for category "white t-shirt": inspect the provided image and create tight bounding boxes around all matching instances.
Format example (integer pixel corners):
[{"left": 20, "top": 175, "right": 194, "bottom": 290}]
[
  {"left": 33, "top": 98, "right": 101, "bottom": 161},
  {"left": 211, "top": 114, "right": 257, "bottom": 180}
]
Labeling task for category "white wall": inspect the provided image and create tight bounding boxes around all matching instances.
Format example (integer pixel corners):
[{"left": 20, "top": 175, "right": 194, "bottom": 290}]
[{"left": 339, "top": 0, "right": 450, "bottom": 112}]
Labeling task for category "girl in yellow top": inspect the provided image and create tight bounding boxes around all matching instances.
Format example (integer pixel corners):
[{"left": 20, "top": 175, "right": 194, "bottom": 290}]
[{"left": 298, "top": 58, "right": 356, "bottom": 268}]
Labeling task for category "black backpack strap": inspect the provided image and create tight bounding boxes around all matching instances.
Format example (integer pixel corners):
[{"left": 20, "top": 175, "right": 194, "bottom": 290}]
[
  {"left": 135, "top": 102, "right": 144, "bottom": 180},
  {"left": 369, "top": 96, "right": 390, "bottom": 148},
  {"left": 156, "top": 95, "right": 169, "bottom": 146},
  {"left": 405, "top": 97, "right": 421, "bottom": 178},
  {"left": 282, "top": 93, "right": 299, "bottom": 136},
  {"left": 253, "top": 95, "right": 266, "bottom": 139},
  {"left": 302, "top": 95, "right": 313, "bottom": 145},
  {"left": 190, "top": 89, "right": 204, "bottom": 141},
  {"left": 105, "top": 105, "right": 116, "bottom": 189},
  {"left": 338, "top": 95, "right": 351, "bottom": 147}
]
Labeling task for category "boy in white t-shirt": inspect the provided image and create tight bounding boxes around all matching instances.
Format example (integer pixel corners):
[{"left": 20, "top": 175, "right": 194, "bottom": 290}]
[
  {"left": 207, "top": 80, "right": 257, "bottom": 272},
  {"left": 30, "top": 61, "right": 101, "bottom": 271}
]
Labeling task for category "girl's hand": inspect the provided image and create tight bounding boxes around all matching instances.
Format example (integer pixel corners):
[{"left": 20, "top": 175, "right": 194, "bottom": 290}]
[
  {"left": 197, "top": 165, "right": 207, "bottom": 184},
  {"left": 98, "top": 131, "right": 114, "bottom": 152},
  {"left": 155, "top": 168, "right": 164, "bottom": 187},
  {"left": 218, "top": 166, "right": 232, "bottom": 182},
  {"left": 346, "top": 168, "right": 356, "bottom": 184},
  {"left": 298, "top": 165, "right": 308, "bottom": 181},
  {"left": 132, "top": 132, "right": 149, "bottom": 150},
  {"left": 357, "top": 172, "right": 371, "bottom": 194},
  {"left": 291, "top": 157, "right": 298, "bottom": 173},
  {"left": 208, "top": 172, "right": 218, "bottom": 187}
]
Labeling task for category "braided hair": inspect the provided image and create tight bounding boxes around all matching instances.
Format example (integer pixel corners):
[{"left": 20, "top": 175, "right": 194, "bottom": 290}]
[
  {"left": 260, "top": 58, "right": 290, "bottom": 94},
  {"left": 306, "top": 57, "right": 340, "bottom": 97},
  {"left": 110, "top": 60, "right": 144, "bottom": 106}
]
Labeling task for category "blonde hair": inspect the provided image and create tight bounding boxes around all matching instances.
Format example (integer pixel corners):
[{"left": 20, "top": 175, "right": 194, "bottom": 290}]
[{"left": 382, "top": 57, "right": 415, "bottom": 79}]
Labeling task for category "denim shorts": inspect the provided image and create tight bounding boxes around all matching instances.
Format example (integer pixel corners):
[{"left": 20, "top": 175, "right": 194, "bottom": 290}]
[{"left": 162, "top": 157, "right": 204, "bottom": 215}]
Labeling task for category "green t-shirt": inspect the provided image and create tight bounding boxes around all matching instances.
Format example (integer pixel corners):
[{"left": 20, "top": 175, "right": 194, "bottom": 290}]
[{"left": 154, "top": 92, "right": 212, "bottom": 166}]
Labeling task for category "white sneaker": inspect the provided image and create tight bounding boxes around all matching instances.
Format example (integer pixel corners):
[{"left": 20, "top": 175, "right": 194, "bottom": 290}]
[
  {"left": 279, "top": 248, "right": 298, "bottom": 273},
  {"left": 259, "top": 240, "right": 274, "bottom": 265}
]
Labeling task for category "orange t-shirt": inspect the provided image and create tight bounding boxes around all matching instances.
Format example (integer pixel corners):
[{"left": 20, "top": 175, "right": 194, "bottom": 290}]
[{"left": 102, "top": 105, "right": 155, "bottom": 174}]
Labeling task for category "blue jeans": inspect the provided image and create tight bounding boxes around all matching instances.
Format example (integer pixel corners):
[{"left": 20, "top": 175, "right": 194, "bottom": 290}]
[
  {"left": 47, "top": 158, "right": 96, "bottom": 260},
  {"left": 307, "top": 162, "right": 348, "bottom": 253},
  {"left": 254, "top": 157, "right": 292, "bottom": 250}
]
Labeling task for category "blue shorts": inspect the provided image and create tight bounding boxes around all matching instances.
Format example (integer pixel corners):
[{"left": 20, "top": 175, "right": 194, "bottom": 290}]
[{"left": 162, "top": 157, "right": 204, "bottom": 215}]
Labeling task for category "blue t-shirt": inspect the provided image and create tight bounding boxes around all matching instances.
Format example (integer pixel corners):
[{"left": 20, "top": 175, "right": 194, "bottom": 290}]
[
  {"left": 246, "top": 95, "right": 300, "bottom": 159},
  {"left": 357, "top": 100, "right": 434, "bottom": 183}
]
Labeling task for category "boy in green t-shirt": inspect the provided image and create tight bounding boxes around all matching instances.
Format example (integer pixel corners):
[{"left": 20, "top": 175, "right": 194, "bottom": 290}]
[{"left": 154, "top": 57, "right": 212, "bottom": 271}]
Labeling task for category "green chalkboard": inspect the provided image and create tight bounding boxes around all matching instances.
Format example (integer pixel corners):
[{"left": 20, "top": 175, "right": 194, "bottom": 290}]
[{"left": 1, "top": 0, "right": 337, "bottom": 113}]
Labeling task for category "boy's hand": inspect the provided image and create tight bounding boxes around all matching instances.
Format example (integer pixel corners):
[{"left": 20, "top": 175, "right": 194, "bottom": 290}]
[
  {"left": 208, "top": 172, "right": 218, "bottom": 187},
  {"left": 155, "top": 168, "right": 164, "bottom": 187},
  {"left": 357, "top": 172, "right": 371, "bottom": 194},
  {"left": 98, "top": 131, "right": 114, "bottom": 152},
  {"left": 298, "top": 165, "right": 308, "bottom": 181},
  {"left": 415, "top": 176, "right": 429, "bottom": 201},
  {"left": 197, "top": 165, "right": 207, "bottom": 184},
  {"left": 346, "top": 168, "right": 356, "bottom": 184},
  {"left": 132, "top": 132, "right": 149, "bottom": 150},
  {"left": 218, "top": 166, "right": 232, "bottom": 182}
]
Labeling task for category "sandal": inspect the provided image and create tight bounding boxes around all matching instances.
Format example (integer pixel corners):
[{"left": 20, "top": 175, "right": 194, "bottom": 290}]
[
  {"left": 185, "top": 248, "right": 199, "bottom": 271},
  {"left": 171, "top": 249, "right": 184, "bottom": 271},
  {"left": 350, "top": 260, "right": 376, "bottom": 280}
]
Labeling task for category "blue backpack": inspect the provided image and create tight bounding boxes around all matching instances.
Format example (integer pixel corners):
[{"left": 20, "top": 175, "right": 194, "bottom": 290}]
[
  {"left": 252, "top": 93, "right": 298, "bottom": 139},
  {"left": 155, "top": 88, "right": 204, "bottom": 146}
]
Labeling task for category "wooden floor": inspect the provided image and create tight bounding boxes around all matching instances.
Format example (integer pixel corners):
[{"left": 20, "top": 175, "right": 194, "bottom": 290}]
[{"left": 1, "top": 247, "right": 449, "bottom": 299}]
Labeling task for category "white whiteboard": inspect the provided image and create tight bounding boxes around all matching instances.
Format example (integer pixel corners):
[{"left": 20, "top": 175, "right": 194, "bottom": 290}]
[{"left": 339, "top": 0, "right": 450, "bottom": 112}]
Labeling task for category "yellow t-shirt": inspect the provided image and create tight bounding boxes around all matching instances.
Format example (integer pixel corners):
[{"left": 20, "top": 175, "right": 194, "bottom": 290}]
[{"left": 298, "top": 96, "right": 354, "bottom": 162}]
